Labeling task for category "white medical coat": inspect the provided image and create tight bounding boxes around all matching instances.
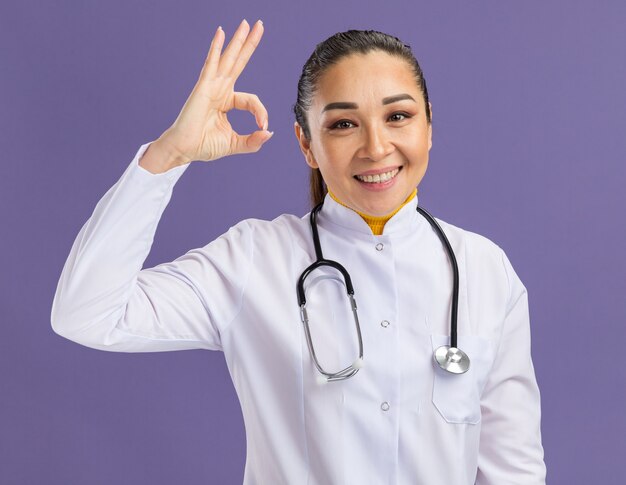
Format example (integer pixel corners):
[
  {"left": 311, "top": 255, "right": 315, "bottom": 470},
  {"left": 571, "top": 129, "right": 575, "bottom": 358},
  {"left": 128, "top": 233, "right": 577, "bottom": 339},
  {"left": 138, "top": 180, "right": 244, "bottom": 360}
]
[{"left": 51, "top": 142, "right": 547, "bottom": 484}]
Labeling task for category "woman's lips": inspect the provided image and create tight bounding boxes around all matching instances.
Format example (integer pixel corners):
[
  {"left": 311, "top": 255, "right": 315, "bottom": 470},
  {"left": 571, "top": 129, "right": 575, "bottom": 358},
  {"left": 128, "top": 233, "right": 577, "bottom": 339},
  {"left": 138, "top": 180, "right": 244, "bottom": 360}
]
[
  {"left": 354, "top": 166, "right": 402, "bottom": 191},
  {"left": 354, "top": 165, "right": 402, "bottom": 177}
]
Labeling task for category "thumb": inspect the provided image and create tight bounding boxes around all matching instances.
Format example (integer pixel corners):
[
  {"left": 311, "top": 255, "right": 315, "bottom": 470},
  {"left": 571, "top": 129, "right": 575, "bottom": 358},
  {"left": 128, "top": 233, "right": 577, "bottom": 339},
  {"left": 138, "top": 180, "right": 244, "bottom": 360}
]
[{"left": 231, "top": 129, "right": 274, "bottom": 155}]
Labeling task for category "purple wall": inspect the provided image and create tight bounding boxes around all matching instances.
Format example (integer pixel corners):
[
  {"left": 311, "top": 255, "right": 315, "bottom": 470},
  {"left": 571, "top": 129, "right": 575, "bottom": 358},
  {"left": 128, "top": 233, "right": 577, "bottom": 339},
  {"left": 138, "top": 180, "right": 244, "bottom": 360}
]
[{"left": 2, "top": 0, "right": 625, "bottom": 483}]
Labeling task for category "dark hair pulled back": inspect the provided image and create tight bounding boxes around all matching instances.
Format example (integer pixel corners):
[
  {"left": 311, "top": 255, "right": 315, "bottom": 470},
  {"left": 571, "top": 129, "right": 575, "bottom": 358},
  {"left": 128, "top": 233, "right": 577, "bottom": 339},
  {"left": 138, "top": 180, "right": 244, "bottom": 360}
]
[{"left": 292, "top": 29, "right": 432, "bottom": 208}]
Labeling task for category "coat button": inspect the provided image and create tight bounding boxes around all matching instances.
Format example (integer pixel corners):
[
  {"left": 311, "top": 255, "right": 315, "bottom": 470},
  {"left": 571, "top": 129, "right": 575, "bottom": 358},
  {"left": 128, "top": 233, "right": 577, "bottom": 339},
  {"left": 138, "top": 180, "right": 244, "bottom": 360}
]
[
  {"left": 375, "top": 243, "right": 384, "bottom": 251},
  {"left": 380, "top": 320, "right": 390, "bottom": 328},
  {"left": 381, "top": 401, "right": 390, "bottom": 411}
]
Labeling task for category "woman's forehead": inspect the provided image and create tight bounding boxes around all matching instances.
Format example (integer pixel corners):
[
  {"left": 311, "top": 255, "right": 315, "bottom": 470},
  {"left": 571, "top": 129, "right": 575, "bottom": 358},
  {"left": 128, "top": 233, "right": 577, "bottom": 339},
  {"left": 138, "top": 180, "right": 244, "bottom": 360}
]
[{"left": 311, "top": 53, "right": 422, "bottom": 112}]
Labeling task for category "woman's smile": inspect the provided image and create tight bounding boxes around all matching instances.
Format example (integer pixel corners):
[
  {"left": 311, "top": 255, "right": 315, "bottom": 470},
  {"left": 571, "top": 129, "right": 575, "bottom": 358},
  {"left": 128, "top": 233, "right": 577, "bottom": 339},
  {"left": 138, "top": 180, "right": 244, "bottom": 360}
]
[{"left": 354, "top": 166, "right": 402, "bottom": 191}]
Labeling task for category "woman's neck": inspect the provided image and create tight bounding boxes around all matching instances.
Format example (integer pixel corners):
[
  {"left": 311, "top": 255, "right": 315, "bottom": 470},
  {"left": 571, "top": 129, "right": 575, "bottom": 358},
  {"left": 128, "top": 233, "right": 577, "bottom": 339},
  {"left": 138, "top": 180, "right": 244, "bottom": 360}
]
[{"left": 327, "top": 188, "right": 418, "bottom": 235}]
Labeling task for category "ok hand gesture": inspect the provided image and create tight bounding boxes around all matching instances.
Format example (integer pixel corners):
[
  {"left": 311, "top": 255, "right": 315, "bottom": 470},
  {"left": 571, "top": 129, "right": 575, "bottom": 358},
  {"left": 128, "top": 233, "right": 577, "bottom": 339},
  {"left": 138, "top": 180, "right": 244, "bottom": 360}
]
[{"left": 158, "top": 19, "right": 272, "bottom": 164}]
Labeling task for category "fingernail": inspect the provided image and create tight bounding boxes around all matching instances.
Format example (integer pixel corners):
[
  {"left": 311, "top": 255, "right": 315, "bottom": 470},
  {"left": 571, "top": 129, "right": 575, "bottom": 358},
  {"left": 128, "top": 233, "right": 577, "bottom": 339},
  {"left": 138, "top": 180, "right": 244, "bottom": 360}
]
[
  {"left": 263, "top": 119, "right": 268, "bottom": 131},
  {"left": 258, "top": 19, "right": 263, "bottom": 26}
]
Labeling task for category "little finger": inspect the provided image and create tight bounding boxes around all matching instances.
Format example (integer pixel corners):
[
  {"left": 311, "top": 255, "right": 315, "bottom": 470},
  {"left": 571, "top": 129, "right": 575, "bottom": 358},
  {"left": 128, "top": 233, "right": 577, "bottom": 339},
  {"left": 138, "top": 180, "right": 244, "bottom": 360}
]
[{"left": 199, "top": 25, "right": 225, "bottom": 82}]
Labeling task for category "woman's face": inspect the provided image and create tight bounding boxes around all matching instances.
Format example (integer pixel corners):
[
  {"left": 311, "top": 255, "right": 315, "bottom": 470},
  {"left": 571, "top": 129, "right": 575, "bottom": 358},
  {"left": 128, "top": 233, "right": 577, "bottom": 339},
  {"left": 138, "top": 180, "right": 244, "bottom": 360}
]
[{"left": 295, "top": 50, "right": 432, "bottom": 217}]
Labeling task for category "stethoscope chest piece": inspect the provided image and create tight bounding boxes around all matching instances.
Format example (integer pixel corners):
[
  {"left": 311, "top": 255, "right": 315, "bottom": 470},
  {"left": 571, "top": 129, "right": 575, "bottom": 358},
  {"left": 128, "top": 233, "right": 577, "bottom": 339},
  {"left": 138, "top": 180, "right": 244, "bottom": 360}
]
[{"left": 434, "top": 345, "right": 470, "bottom": 374}]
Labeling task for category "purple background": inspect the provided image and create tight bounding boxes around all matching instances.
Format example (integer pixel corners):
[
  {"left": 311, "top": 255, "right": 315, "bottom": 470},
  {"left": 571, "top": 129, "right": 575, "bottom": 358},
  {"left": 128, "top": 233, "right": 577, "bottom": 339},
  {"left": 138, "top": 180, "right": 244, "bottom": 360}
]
[{"left": 2, "top": 0, "right": 625, "bottom": 483}]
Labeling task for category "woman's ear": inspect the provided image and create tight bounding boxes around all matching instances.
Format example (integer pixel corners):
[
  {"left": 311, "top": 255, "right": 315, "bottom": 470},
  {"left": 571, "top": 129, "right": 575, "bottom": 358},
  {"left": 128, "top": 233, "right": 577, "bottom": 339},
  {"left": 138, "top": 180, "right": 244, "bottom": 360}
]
[
  {"left": 428, "top": 102, "right": 433, "bottom": 150},
  {"left": 294, "top": 122, "right": 319, "bottom": 169}
]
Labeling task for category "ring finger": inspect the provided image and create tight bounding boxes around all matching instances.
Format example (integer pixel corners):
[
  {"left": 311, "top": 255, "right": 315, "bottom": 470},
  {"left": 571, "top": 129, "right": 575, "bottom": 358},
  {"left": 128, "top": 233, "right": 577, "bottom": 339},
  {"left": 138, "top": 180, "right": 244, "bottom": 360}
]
[{"left": 217, "top": 19, "right": 251, "bottom": 78}]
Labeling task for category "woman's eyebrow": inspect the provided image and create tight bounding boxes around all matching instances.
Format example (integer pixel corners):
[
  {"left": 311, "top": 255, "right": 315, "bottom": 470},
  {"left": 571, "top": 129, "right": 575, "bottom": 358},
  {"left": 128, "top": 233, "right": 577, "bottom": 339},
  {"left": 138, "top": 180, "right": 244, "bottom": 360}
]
[{"left": 321, "top": 93, "right": 416, "bottom": 113}]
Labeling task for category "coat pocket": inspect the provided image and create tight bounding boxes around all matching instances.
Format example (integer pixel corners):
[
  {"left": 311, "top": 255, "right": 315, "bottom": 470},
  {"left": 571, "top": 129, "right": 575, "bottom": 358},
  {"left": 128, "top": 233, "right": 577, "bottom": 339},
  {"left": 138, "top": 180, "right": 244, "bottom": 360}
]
[{"left": 430, "top": 334, "right": 494, "bottom": 425}]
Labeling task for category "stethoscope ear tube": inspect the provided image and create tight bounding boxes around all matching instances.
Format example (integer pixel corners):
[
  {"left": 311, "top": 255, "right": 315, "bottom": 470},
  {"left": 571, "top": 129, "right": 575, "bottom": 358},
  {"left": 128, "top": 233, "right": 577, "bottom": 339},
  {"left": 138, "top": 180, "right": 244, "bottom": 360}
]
[
  {"left": 297, "top": 202, "right": 363, "bottom": 382},
  {"left": 298, "top": 268, "right": 364, "bottom": 382}
]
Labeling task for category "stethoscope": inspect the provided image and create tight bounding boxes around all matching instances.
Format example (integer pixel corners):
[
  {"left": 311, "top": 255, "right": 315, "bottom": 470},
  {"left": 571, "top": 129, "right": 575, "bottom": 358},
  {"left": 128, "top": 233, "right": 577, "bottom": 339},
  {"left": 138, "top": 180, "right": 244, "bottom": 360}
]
[{"left": 297, "top": 199, "right": 471, "bottom": 383}]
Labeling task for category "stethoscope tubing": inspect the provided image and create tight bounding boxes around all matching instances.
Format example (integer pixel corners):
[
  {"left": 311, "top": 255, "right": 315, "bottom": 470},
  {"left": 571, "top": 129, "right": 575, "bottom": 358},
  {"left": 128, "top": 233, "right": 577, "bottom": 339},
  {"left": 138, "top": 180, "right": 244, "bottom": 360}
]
[
  {"left": 414, "top": 206, "right": 460, "bottom": 349},
  {"left": 297, "top": 199, "right": 467, "bottom": 381}
]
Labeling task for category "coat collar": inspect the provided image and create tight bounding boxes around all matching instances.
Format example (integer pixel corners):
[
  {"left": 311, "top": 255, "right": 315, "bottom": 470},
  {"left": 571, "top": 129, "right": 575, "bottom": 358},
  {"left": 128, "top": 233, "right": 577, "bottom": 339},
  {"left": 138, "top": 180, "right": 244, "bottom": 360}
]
[{"left": 317, "top": 191, "right": 423, "bottom": 237}]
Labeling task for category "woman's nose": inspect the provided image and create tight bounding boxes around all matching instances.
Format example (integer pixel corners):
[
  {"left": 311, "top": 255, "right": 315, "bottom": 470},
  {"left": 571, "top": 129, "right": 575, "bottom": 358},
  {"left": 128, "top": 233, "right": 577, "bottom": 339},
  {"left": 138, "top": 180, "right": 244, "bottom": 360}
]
[{"left": 358, "top": 124, "right": 394, "bottom": 162}]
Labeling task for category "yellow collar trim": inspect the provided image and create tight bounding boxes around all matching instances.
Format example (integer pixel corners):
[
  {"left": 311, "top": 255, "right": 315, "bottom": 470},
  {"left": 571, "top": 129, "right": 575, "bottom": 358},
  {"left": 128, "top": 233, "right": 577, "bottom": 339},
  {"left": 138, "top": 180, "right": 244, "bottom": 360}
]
[{"left": 327, "top": 188, "right": 418, "bottom": 235}]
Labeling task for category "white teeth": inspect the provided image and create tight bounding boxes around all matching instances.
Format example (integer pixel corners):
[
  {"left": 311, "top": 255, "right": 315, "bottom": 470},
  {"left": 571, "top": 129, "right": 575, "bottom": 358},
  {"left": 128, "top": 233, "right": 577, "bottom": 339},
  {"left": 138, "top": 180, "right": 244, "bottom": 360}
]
[{"left": 356, "top": 168, "right": 399, "bottom": 183}]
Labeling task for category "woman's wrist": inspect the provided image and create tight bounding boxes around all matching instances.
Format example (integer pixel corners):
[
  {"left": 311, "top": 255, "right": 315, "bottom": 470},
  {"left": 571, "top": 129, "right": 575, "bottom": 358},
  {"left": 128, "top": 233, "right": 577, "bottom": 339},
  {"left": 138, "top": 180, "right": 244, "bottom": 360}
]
[{"left": 139, "top": 138, "right": 191, "bottom": 174}]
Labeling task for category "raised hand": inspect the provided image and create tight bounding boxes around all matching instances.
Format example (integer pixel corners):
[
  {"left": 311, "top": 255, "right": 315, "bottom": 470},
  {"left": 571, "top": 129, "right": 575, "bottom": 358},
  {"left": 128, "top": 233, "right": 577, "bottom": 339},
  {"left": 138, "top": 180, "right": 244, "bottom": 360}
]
[{"left": 157, "top": 19, "right": 272, "bottom": 165}]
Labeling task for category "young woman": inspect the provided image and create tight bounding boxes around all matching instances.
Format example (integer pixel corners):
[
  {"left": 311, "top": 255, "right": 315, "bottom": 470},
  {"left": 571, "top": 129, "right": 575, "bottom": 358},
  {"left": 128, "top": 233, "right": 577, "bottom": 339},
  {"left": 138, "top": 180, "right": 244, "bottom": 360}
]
[{"left": 52, "top": 19, "right": 547, "bottom": 484}]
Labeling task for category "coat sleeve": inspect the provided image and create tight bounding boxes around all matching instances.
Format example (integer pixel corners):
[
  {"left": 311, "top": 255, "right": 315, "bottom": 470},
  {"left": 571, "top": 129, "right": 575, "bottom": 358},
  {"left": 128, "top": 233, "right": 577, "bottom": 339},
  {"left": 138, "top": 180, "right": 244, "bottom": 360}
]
[
  {"left": 475, "top": 249, "right": 547, "bottom": 484},
  {"left": 50, "top": 142, "right": 253, "bottom": 353}
]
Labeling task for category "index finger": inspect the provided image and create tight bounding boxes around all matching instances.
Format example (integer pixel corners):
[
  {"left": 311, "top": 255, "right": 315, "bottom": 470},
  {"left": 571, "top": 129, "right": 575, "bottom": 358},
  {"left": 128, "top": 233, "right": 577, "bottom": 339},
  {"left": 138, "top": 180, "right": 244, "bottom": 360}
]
[{"left": 227, "top": 19, "right": 264, "bottom": 81}]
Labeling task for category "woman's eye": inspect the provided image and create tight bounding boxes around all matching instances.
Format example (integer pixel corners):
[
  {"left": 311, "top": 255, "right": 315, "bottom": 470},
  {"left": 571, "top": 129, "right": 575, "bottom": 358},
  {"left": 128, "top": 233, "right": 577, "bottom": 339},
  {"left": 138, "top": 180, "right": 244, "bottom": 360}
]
[
  {"left": 389, "top": 112, "right": 410, "bottom": 122},
  {"left": 330, "top": 120, "right": 355, "bottom": 130}
]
